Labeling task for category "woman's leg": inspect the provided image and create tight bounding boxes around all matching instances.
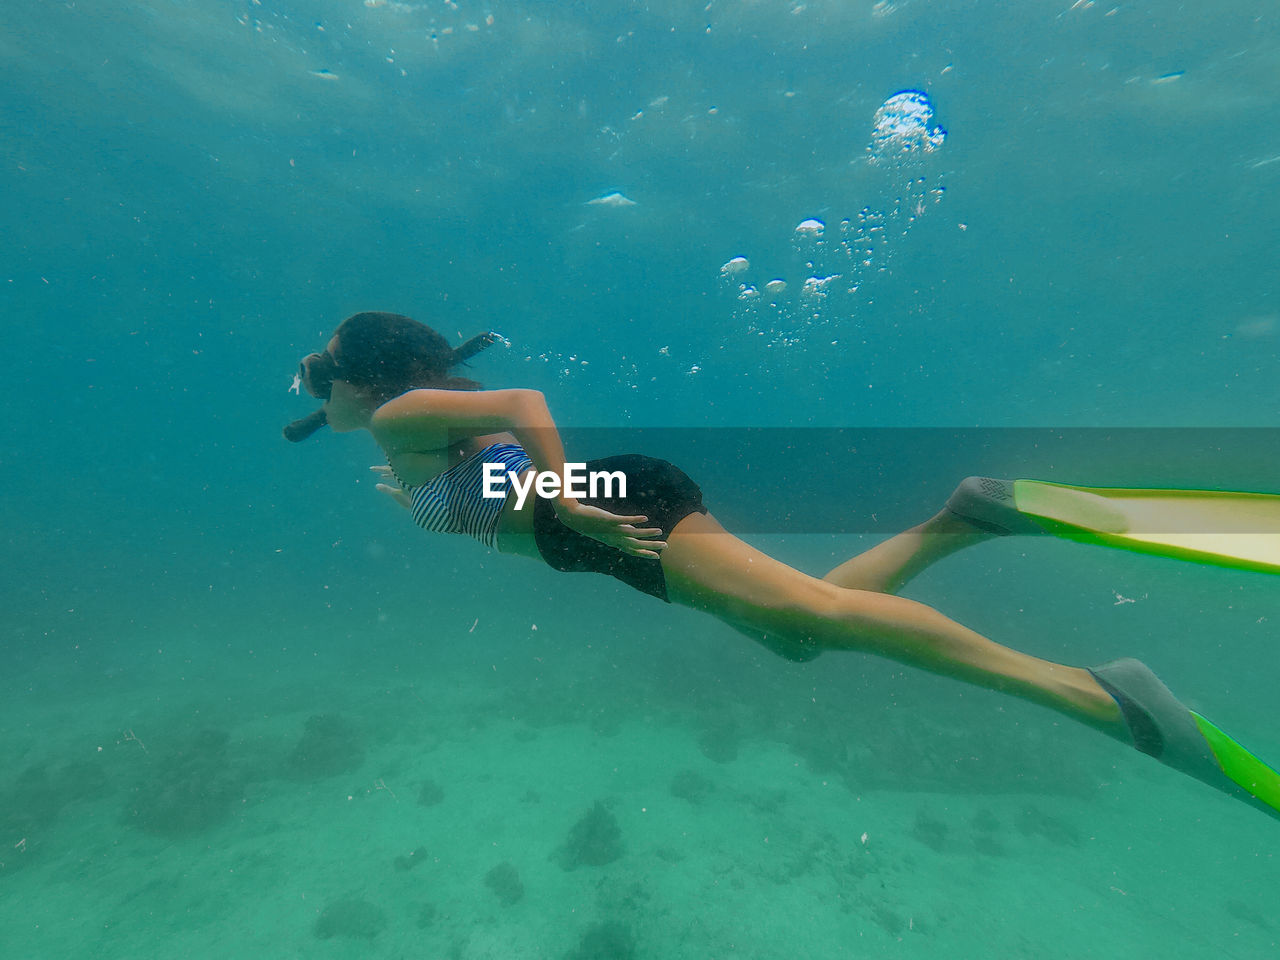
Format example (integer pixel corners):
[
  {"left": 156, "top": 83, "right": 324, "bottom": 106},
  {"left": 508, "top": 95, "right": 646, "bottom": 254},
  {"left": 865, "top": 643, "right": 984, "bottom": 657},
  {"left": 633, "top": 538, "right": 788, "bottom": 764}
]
[
  {"left": 822, "top": 508, "right": 995, "bottom": 594},
  {"left": 661, "top": 511, "right": 1123, "bottom": 734}
]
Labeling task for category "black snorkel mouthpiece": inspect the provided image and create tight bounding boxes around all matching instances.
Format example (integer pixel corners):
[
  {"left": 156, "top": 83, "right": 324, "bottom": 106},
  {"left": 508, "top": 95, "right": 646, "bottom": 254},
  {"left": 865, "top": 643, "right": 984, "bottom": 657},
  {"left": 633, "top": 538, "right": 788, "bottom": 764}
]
[{"left": 283, "top": 407, "right": 328, "bottom": 443}]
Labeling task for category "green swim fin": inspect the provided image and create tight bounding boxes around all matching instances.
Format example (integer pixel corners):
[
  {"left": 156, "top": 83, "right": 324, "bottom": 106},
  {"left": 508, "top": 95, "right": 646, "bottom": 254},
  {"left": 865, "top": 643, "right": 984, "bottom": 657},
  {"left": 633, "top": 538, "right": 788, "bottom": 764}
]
[
  {"left": 949, "top": 477, "right": 1280, "bottom": 574},
  {"left": 1090, "top": 658, "right": 1280, "bottom": 822}
]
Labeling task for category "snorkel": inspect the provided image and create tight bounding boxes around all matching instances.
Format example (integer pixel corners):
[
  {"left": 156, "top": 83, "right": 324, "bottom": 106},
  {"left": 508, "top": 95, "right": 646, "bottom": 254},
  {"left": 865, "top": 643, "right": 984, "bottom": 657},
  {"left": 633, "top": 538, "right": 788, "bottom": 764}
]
[
  {"left": 283, "top": 407, "right": 328, "bottom": 443},
  {"left": 283, "top": 327, "right": 504, "bottom": 442}
]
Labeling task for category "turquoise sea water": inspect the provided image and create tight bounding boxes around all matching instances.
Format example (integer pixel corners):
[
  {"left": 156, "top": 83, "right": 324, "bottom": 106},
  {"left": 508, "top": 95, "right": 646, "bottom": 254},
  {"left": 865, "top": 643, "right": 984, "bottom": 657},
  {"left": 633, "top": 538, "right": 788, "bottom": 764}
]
[{"left": 2, "top": 1, "right": 1278, "bottom": 957}]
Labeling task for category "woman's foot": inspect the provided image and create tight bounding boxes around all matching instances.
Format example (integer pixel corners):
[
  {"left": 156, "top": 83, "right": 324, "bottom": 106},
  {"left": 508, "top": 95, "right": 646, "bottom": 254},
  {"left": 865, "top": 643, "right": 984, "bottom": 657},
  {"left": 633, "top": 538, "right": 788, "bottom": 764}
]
[
  {"left": 1065, "top": 667, "right": 1126, "bottom": 730},
  {"left": 945, "top": 477, "right": 1049, "bottom": 536},
  {"left": 1088, "top": 658, "right": 1280, "bottom": 820}
]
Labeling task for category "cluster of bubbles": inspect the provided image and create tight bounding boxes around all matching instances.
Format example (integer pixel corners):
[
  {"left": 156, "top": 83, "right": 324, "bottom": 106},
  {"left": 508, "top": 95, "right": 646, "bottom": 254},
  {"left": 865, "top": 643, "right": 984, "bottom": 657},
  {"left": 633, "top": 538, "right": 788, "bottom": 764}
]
[
  {"left": 465, "top": 333, "right": 611, "bottom": 387},
  {"left": 520, "top": 348, "right": 593, "bottom": 380},
  {"left": 719, "top": 90, "right": 947, "bottom": 349},
  {"left": 867, "top": 90, "right": 947, "bottom": 163},
  {"left": 449, "top": 330, "right": 638, "bottom": 390}
]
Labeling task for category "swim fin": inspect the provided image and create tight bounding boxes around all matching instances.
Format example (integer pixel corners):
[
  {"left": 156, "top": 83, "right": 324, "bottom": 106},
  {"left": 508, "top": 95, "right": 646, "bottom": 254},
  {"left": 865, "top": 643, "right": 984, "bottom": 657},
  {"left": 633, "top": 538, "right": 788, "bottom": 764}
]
[
  {"left": 948, "top": 477, "right": 1280, "bottom": 574},
  {"left": 1090, "top": 658, "right": 1280, "bottom": 822}
]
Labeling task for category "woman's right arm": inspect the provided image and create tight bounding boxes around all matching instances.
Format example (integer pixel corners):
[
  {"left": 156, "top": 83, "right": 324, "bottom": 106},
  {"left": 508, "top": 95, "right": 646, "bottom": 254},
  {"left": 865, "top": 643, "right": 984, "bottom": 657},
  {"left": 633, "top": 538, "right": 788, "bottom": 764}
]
[{"left": 372, "top": 388, "right": 570, "bottom": 481}]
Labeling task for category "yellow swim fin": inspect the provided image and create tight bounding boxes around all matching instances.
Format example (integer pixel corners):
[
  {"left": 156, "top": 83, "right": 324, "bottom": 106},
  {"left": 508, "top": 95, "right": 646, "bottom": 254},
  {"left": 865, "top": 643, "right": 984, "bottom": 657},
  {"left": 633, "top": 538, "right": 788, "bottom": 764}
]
[
  {"left": 1013, "top": 479, "right": 1280, "bottom": 575},
  {"left": 947, "top": 477, "right": 1280, "bottom": 574}
]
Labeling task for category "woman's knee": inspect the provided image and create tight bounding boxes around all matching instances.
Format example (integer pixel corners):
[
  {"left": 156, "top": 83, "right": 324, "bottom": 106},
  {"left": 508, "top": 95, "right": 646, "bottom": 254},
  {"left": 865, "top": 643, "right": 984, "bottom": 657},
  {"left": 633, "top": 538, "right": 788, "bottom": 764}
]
[
  {"left": 782, "top": 587, "right": 889, "bottom": 654},
  {"left": 733, "top": 585, "right": 865, "bottom": 657},
  {"left": 751, "top": 629, "right": 824, "bottom": 663}
]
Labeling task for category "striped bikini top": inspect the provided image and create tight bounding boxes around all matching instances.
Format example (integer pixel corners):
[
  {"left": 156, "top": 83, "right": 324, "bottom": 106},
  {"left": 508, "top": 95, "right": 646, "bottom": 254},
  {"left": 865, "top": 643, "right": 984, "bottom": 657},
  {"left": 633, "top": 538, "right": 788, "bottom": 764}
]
[{"left": 398, "top": 442, "right": 534, "bottom": 549}]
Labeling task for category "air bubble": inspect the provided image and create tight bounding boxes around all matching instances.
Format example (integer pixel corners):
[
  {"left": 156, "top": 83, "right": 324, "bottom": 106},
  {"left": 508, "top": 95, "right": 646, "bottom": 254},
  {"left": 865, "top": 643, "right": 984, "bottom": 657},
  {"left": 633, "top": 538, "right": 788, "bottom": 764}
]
[{"left": 867, "top": 91, "right": 946, "bottom": 164}]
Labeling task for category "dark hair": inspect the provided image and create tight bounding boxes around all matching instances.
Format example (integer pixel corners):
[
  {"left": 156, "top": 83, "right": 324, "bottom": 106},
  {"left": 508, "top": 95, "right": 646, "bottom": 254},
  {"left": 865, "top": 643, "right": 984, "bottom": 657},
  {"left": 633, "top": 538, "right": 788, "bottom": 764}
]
[{"left": 332, "top": 311, "right": 485, "bottom": 403}]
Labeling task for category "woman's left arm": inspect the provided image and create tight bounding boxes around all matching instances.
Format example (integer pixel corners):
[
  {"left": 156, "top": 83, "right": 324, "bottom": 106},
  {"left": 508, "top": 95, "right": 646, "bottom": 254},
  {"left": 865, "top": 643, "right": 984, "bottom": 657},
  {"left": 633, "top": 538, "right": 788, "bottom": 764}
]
[{"left": 372, "top": 389, "right": 665, "bottom": 557}]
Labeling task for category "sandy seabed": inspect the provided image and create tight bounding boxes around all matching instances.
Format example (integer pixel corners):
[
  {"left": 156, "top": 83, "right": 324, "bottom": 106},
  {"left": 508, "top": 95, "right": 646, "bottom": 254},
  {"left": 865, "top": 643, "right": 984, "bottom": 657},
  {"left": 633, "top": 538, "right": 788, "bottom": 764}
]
[{"left": 4, "top": 545, "right": 1278, "bottom": 960}]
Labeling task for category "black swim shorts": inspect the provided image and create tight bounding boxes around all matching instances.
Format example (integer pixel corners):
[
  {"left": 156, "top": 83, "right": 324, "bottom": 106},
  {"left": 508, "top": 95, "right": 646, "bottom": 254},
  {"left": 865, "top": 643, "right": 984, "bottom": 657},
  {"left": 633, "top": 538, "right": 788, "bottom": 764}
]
[{"left": 532, "top": 454, "right": 708, "bottom": 602}]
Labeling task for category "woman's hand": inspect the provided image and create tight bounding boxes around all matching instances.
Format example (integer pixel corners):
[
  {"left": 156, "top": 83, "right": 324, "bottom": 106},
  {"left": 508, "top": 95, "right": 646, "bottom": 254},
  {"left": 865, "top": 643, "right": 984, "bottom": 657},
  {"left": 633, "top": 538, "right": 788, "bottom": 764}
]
[
  {"left": 556, "top": 500, "right": 667, "bottom": 559},
  {"left": 370, "top": 465, "right": 411, "bottom": 510},
  {"left": 370, "top": 466, "right": 665, "bottom": 560}
]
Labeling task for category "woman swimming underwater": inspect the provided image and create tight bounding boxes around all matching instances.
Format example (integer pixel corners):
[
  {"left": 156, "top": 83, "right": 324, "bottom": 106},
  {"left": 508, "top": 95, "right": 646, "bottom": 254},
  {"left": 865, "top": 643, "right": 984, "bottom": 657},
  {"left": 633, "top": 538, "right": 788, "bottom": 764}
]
[{"left": 286, "top": 311, "right": 1279, "bottom": 821}]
